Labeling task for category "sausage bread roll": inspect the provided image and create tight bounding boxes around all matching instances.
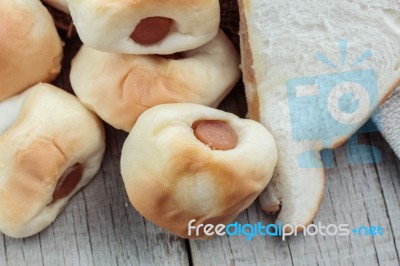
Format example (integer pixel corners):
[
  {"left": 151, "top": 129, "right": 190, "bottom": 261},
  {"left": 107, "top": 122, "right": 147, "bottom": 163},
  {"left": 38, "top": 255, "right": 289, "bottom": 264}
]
[
  {"left": 120, "top": 103, "right": 278, "bottom": 239},
  {"left": 66, "top": 0, "right": 220, "bottom": 54},
  {"left": 0, "top": 83, "right": 105, "bottom": 238},
  {"left": 70, "top": 30, "right": 240, "bottom": 132}
]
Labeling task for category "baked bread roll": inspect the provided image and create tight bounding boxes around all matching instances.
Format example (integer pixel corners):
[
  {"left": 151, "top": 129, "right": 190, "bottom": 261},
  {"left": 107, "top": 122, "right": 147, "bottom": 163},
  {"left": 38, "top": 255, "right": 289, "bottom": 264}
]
[
  {"left": 239, "top": 0, "right": 400, "bottom": 229},
  {"left": 66, "top": 0, "right": 220, "bottom": 54},
  {"left": 0, "top": 83, "right": 105, "bottom": 238},
  {"left": 0, "top": 0, "right": 63, "bottom": 102},
  {"left": 42, "top": 0, "right": 69, "bottom": 13},
  {"left": 120, "top": 103, "right": 278, "bottom": 239},
  {"left": 70, "top": 30, "right": 240, "bottom": 132}
]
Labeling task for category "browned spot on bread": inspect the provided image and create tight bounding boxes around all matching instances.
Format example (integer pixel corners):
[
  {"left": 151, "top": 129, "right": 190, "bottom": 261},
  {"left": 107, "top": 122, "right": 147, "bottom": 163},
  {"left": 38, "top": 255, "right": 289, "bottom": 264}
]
[
  {"left": 114, "top": 66, "right": 191, "bottom": 130},
  {"left": 0, "top": 138, "right": 66, "bottom": 226}
]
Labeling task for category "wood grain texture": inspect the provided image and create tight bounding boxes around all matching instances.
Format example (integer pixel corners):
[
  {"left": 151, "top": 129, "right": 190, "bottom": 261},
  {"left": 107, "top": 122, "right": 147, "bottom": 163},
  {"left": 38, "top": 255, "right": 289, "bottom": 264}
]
[{"left": 2, "top": 1, "right": 400, "bottom": 265}]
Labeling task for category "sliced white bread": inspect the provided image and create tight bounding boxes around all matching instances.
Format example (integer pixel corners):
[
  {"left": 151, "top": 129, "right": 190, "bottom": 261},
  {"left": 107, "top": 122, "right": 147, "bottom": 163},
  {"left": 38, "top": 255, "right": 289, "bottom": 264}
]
[{"left": 239, "top": 0, "right": 400, "bottom": 229}]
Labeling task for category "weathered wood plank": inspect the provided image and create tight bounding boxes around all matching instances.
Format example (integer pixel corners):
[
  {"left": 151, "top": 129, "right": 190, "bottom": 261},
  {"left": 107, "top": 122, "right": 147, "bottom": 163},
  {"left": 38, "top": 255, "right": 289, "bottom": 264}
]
[
  {"left": 190, "top": 206, "right": 293, "bottom": 266},
  {"left": 301, "top": 133, "right": 399, "bottom": 266},
  {"left": 369, "top": 134, "right": 400, "bottom": 261},
  {"left": 0, "top": 235, "right": 7, "bottom": 265}
]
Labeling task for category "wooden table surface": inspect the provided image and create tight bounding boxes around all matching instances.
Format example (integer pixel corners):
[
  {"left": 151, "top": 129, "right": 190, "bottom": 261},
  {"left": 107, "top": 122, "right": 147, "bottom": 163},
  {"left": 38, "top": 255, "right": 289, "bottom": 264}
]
[{"left": 2, "top": 1, "right": 400, "bottom": 265}]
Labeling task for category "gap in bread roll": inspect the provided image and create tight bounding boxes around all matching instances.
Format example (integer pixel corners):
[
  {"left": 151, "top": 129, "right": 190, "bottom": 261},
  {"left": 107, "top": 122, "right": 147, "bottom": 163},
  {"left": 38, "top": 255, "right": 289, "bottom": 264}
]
[
  {"left": 42, "top": 0, "right": 69, "bottom": 14},
  {"left": 0, "top": 91, "right": 28, "bottom": 135},
  {"left": 156, "top": 52, "right": 185, "bottom": 60}
]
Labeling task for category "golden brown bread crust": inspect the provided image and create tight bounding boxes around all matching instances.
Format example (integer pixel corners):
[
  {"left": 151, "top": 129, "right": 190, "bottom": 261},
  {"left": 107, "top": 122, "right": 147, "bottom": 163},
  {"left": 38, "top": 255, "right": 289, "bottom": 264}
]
[
  {"left": 74, "top": 55, "right": 197, "bottom": 131},
  {"left": 0, "top": 0, "right": 63, "bottom": 102},
  {"left": 0, "top": 138, "right": 66, "bottom": 226},
  {"left": 128, "top": 146, "right": 265, "bottom": 237},
  {"left": 238, "top": 0, "right": 260, "bottom": 121}
]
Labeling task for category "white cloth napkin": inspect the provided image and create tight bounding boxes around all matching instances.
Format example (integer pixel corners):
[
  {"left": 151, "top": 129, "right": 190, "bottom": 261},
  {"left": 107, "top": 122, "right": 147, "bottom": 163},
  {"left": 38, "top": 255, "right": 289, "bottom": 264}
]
[{"left": 373, "top": 87, "right": 400, "bottom": 158}]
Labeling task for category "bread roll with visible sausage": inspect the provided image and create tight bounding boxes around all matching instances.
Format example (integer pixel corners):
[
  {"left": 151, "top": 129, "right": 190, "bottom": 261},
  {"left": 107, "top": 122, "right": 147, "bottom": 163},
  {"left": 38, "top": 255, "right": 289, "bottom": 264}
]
[
  {"left": 0, "top": 0, "right": 63, "bottom": 102},
  {"left": 120, "top": 103, "right": 278, "bottom": 239},
  {"left": 0, "top": 83, "right": 105, "bottom": 238},
  {"left": 66, "top": 0, "right": 220, "bottom": 54},
  {"left": 70, "top": 30, "right": 240, "bottom": 132}
]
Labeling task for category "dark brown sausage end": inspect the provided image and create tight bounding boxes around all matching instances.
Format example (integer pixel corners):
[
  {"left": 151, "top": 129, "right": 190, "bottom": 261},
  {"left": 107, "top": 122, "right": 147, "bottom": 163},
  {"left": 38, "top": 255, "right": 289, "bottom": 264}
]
[
  {"left": 130, "top": 17, "right": 173, "bottom": 45},
  {"left": 50, "top": 163, "right": 83, "bottom": 204}
]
